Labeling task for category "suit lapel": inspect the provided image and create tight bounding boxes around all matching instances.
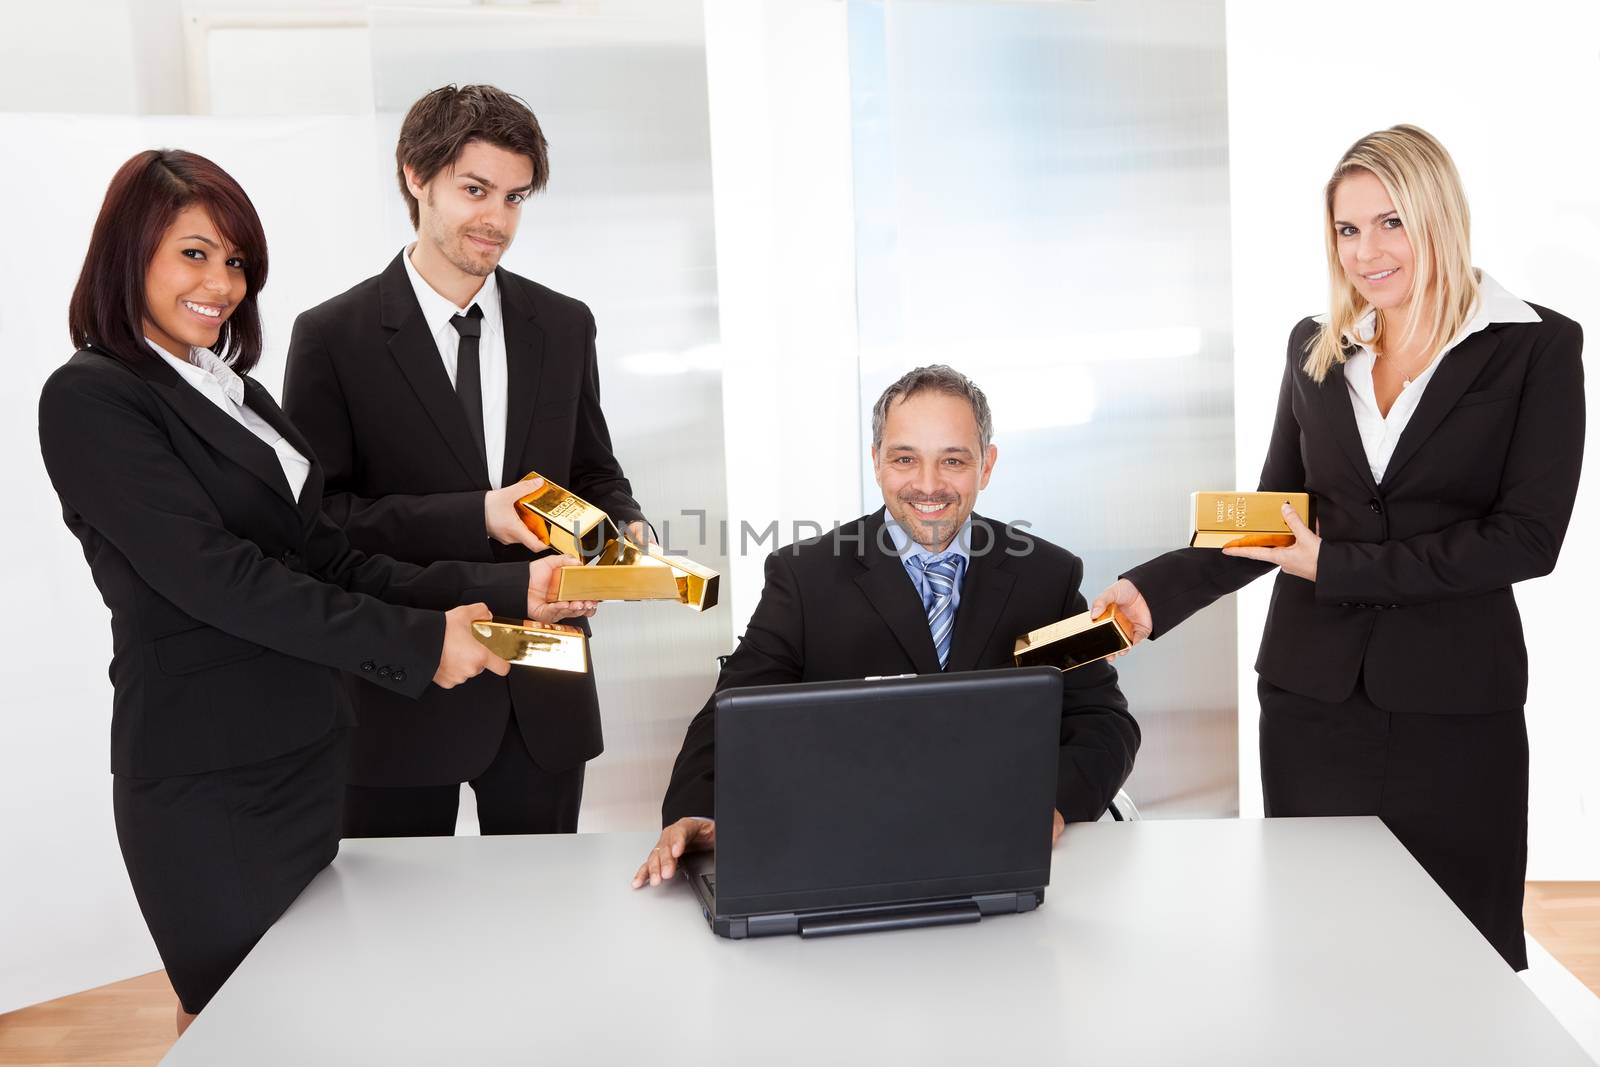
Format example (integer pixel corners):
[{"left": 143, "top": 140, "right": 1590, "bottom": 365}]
[
  {"left": 378, "top": 253, "right": 492, "bottom": 491},
  {"left": 943, "top": 516, "right": 1015, "bottom": 673},
  {"left": 1381, "top": 328, "right": 1501, "bottom": 485},
  {"left": 126, "top": 353, "right": 296, "bottom": 506},
  {"left": 1316, "top": 358, "right": 1380, "bottom": 496},
  {"left": 853, "top": 512, "right": 942, "bottom": 675},
  {"left": 497, "top": 268, "right": 547, "bottom": 487},
  {"left": 243, "top": 379, "right": 322, "bottom": 512}
]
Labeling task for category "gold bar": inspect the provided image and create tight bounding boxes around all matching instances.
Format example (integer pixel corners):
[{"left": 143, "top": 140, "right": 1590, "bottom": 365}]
[
  {"left": 1014, "top": 606, "right": 1133, "bottom": 673},
  {"left": 653, "top": 547, "right": 720, "bottom": 612},
  {"left": 470, "top": 617, "right": 589, "bottom": 673},
  {"left": 514, "top": 471, "right": 619, "bottom": 563},
  {"left": 1189, "top": 491, "right": 1316, "bottom": 549},
  {"left": 555, "top": 544, "right": 721, "bottom": 612},
  {"left": 556, "top": 556, "right": 680, "bottom": 602}
]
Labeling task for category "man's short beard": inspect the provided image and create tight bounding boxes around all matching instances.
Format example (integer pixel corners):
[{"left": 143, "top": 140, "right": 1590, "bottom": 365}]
[{"left": 443, "top": 239, "right": 495, "bottom": 278}]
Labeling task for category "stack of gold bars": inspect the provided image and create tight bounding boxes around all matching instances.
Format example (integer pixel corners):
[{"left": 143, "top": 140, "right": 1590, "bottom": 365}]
[
  {"left": 1012, "top": 490, "right": 1314, "bottom": 674},
  {"left": 469, "top": 472, "right": 722, "bottom": 674}
]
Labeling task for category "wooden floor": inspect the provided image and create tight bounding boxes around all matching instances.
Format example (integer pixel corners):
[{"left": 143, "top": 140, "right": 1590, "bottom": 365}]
[
  {"left": 3, "top": 882, "right": 1599, "bottom": 1066},
  {"left": 1525, "top": 881, "right": 1600, "bottom": 994},
  {"left": 0, "top": 971, "right": 176, "bottom": 1067}
]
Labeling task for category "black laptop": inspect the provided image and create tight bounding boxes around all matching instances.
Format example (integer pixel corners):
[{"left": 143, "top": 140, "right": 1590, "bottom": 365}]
[{"left": 683, "top": 666, "right": 1062, "bottom": 939}]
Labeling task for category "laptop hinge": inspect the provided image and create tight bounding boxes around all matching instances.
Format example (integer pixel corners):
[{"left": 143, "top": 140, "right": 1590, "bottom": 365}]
[
  {"left": 744, "top": 912, "right": 798, "bottom": 937},
  {"left": 972, "top": 890, "right": 1040, "bottom": 916},
  {"left": 797, "top": 900, "right": 981, "bottom": 938}
]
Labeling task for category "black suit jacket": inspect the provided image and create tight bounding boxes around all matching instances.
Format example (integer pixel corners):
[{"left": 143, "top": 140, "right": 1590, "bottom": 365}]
[
  {"left": 1126, "top": 308, "right": 1585, "bottom": 714},
  {"left": 662, "top": 512, "right": 1140, "bottom": 826},
  {"left": 37, "top": 347, "right": 530, "bottom": 779},
  {"left": 283, "top": 253, "right": 644, "bottom": 785}
]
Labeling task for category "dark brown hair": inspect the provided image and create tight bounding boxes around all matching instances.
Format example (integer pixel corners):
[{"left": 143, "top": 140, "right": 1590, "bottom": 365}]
[
  {"left": 395, "top": 84, "right": 550, "bottom": 229},
  {"left": 69, "top": 149, "right": 269, "bottom": 373},
  {"left": 872, "top": 365, "right": 994, "bottom": 454}
]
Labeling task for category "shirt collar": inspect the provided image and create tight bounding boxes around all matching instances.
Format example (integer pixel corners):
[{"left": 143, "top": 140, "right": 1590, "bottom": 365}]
[
  {"left": 1456, "top": 270, "right": 1542, "bottom": 334},
  {"left": 882, "top": 506, "right": 972, "bottom": 566},
  {"left": 147, "top": 338, "right": 245, "bottom": 405},
  {"left": 402, "top": 243, "right": 500, "bottom": 333},
  {"left": 1332, "top": 270, "right": 1540, "bottom": 351}
]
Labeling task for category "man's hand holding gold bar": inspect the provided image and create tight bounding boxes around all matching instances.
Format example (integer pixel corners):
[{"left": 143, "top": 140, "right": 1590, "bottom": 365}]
[{"left": 1014, "top": 605, "right": 1135, "bottom": 673}]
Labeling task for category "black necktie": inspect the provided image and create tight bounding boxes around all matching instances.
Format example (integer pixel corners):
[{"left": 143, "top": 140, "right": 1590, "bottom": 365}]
[{"left": 450, "top": 304, "right": 487, "bottom": 474}]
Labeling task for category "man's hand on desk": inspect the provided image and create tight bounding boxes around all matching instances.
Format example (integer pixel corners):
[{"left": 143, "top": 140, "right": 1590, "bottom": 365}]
[
  {"left": 630, "top": 810, "right": 1056, "bottom": 887},
  {"left": 631, "top": 817, "right": 715, "bottom": 889}
]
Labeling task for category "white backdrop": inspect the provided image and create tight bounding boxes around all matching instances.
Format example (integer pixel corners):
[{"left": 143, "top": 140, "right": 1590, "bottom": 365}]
[
  {"left": 1224, "top": 0, "right": 1600, "bottom": 876},
  {"left": 704, "top": 0, "right": 865, "bottom": 629}
]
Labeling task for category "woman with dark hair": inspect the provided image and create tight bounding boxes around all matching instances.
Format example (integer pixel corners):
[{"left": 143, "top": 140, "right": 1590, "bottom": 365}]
[{"left": 38, "top": 148, "right": 594, "bottom": 1029}]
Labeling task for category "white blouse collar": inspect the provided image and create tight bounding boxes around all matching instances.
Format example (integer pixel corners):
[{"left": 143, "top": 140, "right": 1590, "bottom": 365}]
[
  {"left": 1335, "top": 270, "right": 1540, "bottom": 351},
  {"left": 147, "top": 339, "right": 246, "bottom": 405}
]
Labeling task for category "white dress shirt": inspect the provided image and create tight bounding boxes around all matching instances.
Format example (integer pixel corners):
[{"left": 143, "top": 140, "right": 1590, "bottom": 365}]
[
  {"left": 148, "top": 339, "right": 310, "bottom": 501},
  {"left": 1334, "top": 271, "right": 1540, "bottom": 485},
  {"left": 402, "top": 245, "right": 509, "bottom": 488}
]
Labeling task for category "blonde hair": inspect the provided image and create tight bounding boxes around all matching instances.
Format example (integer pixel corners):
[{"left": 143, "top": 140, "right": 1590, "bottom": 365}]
[{"left": 1303, "top": 124, "right": 1479, "bottom": 383}]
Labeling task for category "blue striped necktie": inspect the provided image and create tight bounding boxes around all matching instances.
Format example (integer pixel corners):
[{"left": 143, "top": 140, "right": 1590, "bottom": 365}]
[{"left": 915, "top": 552, "right": 964, "bottom": 669}]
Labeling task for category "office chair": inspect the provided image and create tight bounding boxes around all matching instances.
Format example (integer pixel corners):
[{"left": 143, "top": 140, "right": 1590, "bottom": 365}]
[{"left": 1102, "top": 789, "right": 1140, "bottom": 822}]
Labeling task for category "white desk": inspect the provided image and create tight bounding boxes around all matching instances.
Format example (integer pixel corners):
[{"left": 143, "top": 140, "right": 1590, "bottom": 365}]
[{"left": 162, "top": 817, "right": 1593, "bottom": 1066}]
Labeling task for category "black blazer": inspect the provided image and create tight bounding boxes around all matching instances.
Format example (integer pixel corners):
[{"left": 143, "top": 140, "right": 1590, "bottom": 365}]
[
  {"left": 662, "top": 511, "right": 1140, "bottom": 826},
  {"left": 1126, "top": 308, "right": 1585, "bottom": 714},
  {"left": 282, "top": 253, "right": 644, "bottom": 785},
  {"left": 37, "top": 347, "right": 530, "bottom": 779}
]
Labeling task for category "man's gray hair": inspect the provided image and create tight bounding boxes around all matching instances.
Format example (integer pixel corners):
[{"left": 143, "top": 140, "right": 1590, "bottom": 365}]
[{"left": 870, "top": 365, "right": 993, "bottom": 454}]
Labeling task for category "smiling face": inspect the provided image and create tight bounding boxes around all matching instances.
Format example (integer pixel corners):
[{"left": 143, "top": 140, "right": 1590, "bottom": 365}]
[
  {"left": 141, "top": 204, "right": 246, "bottom": 361},
  {"left": 1331, "top": 168, "right": 1416, "bottom": 316},
  {"left": 406, "top": 139, "right": 535, "bottom": 284},
  {"left": 872, "top": 390, "right": 998, "bottom": 552}
]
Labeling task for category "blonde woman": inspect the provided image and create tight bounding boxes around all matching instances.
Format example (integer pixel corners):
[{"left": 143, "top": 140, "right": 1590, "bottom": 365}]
[{"left": 1093, "top": 124, "right": 1584, "bottom": 969}]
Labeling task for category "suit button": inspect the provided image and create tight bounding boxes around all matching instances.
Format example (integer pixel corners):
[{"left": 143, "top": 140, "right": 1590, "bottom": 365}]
[
  {"left": 361, "top": 661, "right": 375, "bottom": 672},
  {"left": 1368, "top": 498, "right": 1383, "bottom": 514},
  {"left": 378, "top": 666, "right": 392, "bottom": 678},
  {"left": 1339, "top": 602, "right": 1351, "bottom": 608},
  {"left": 393, "top": 670, "right": 406, "bottom": 683}
]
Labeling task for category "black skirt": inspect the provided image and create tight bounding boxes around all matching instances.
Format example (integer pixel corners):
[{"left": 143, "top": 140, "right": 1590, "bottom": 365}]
[
  {"left": 112, "top": 726, "right": 349, "bottom": 1013},
  {"left": 1258, "top": 677, "right": 1529, "bottom": 970}
]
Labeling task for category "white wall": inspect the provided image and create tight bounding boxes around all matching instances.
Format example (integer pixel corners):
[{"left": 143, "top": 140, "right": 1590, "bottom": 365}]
[
  {"left": 0, "top": 0, "right": 143, "bottom": 112},
  {"left": 1224, "top": 1, "right": 1600, "bottom": 877},
  {"left": 702, "top": 0, "right": 864, "bottom": 633}
]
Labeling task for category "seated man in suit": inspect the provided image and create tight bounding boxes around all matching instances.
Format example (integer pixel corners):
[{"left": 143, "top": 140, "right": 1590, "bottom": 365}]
[{"left": 632, "top": 364, "right": 1140, "bottom": 888}]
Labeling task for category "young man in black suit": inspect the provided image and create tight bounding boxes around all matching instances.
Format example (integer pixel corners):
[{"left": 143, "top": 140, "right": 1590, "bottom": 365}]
[
  {"left": 284, "top": 85, "right": 648, "bottom": 838},
  {"left": 632, "top": 365, "right": 1140, "bottom": 887}
]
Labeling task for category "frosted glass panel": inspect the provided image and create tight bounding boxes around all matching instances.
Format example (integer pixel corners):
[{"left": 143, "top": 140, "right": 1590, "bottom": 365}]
[{"left": 849, "top": 0, "right": 1238, "bottom": 815}]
